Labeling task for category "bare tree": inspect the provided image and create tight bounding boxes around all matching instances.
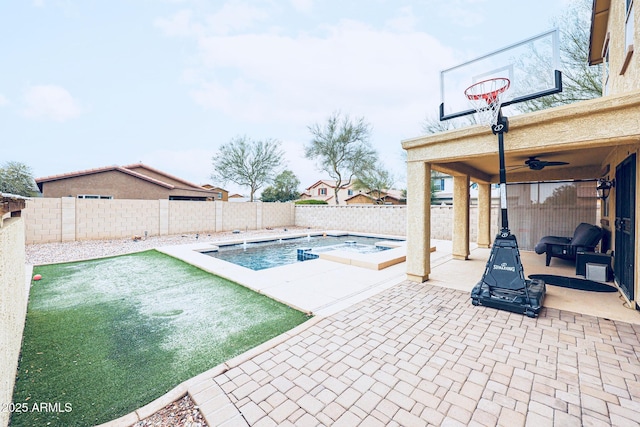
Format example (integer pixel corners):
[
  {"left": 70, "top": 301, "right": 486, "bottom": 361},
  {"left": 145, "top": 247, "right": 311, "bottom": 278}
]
[
  {"left": 212, "top": 136, "right": 284, "bottom": 202},
  {"left": 305, "top": 111, "right": 377, "bottom": 205}
]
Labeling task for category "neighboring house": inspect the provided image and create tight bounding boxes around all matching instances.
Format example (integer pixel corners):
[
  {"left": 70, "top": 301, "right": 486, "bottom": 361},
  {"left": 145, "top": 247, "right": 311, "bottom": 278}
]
[
  {"left": 201, "top": 184, "right": 229, "bottom": 201},
  {"left": 36, "top": 163, "right": 224, "bottom": 201},
  {"left": 299, "top": 180, "right": 364, "bottom": 205},
  {"left": 402, "top": 0, "right": 640, "bottom": 314},
  {"left": 432, "top": 172, "right": 501, "bottom": 205},
  {"left": 228, "top": 193, "right": 250, "bottom": 202},
  {"left": 345, "top": 189, "right": 406, "bottom": 205}
]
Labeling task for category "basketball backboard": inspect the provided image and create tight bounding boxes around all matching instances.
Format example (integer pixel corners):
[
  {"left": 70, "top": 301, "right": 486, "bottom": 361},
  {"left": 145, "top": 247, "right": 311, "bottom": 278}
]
[{"left": 440, "top": 29, "right": 562, "bottom": 121}]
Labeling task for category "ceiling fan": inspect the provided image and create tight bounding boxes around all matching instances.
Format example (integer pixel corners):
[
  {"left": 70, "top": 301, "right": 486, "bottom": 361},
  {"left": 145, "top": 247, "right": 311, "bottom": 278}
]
[{"left": 511, "top": 156, "right": 570, "bottom": 171}]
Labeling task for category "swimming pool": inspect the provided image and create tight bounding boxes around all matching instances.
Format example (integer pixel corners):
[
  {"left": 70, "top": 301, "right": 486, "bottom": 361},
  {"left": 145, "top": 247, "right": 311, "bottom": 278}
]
[{"left": 203, "top": 235, "right": 398, "bottom": 270}]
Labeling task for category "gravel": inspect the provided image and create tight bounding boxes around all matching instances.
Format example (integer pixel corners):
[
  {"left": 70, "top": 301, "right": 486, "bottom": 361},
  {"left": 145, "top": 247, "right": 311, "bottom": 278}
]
[
  {"left": 26, "top": 227, "right": 313, "bottom": 266},
  {"left": 132, "top": 394, "right": 206, "bottom": 427}
]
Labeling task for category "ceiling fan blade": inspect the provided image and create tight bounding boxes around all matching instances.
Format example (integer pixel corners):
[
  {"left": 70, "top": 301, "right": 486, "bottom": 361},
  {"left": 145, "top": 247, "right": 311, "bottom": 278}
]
[{"left": 542, "top": 161, "right": 569, "bottom": 167}]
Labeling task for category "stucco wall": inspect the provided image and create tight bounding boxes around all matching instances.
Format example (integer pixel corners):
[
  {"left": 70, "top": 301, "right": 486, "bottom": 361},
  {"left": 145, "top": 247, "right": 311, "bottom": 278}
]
[
  {"left": 607, "top": 0, "right": 639, "bottom": 95},
  {"left": 0, "top": 217, "right": 27, "bottom": 427}
]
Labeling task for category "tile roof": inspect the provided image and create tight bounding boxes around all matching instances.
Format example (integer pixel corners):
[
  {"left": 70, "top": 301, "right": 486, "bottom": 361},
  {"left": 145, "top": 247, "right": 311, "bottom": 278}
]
[{"left": 36, "top": 165, "right": 176, "bottom": 189}]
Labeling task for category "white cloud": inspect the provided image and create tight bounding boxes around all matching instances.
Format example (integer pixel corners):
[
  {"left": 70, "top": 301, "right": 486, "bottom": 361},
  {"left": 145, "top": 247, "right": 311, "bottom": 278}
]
[
  {"left": 154, "top": 9, "right": 202, "bottom": 38},
  {"left": 21, "top": 85, "right": 83, "bottom": 122},
  {"left": 385, "top": 6, "right": 418, "bottom": 32},
  {"left": 188, "top": 20, "right": 453, "bottom": 128},
  {"left": 289, "top": 0, "right": 314, "bottom": 13},
  {"left": 204, "top": 1, "right": 270, "bottom": 35},
  {"left": 156, "top": 2, "right": 270, "bottom": 38},
  {"left": 0, "top": 94, "right": 9, "bottom": 106},
  {"left": 144, "top": 148, "right": 216, "bottom": 186}
]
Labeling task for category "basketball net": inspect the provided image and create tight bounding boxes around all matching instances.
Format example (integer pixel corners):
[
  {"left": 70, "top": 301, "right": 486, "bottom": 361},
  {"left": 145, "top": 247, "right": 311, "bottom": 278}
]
[{"left": 464, "top": 78, "right": 510, "bottom": 126}]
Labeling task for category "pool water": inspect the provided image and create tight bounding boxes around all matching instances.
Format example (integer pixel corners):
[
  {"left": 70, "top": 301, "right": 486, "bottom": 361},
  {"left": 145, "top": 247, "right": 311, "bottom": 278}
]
[{"left": 204, "top": 235, "right": 397, "bottom": 270}]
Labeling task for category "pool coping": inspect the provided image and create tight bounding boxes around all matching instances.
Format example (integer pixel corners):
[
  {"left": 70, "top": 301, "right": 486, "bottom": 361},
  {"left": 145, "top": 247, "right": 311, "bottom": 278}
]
[
  {"left": 156, "top": 230, "right": 410, "bottom": 316},
  {"left": 195, "top": 231, "right": 407, "bottom": 271}
]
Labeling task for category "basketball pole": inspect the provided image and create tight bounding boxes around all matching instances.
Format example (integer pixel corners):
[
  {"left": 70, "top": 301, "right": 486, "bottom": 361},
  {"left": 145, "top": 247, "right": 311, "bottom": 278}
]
[{"left": 492, "top": 109, "right": 510, "bottom": 237}]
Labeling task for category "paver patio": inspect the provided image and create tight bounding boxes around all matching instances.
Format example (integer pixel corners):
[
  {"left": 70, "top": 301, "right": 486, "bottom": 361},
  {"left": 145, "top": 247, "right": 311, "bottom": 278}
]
[{"left": 188, "top": 280, "right": 640, "bottom": 426}]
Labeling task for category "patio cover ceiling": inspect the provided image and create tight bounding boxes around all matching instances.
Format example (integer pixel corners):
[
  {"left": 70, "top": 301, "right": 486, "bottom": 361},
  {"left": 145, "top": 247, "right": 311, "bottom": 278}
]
[{"left": 402, "top": 91, "right": 640, "bottom": 184}]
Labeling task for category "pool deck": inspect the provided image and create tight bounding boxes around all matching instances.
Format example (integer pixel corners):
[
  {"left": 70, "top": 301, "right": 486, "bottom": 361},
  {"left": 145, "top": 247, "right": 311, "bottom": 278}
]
[
  {"left": 156, "top": 231, "right": 415, "bottom": 316},
  {"left": 100, "top": 237, "right": 640, "bottom": 427}
]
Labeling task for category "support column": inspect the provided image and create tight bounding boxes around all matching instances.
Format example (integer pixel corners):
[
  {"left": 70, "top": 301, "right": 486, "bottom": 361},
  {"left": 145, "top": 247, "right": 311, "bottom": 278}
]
[
  {"left": 159, "top": 199, "right": 169, "bottom": 236},
  {"left": 452, "top": 175, "right": 470, "bottom": 260},
  {"left": 406, "top": 161, "right": 431, "bottom": 282},
  {"left": 61, "top": 196, "right": 76, "bottom": 242},
  {"left": 477, "top": 183, "right": 492, "bottom": 248}
]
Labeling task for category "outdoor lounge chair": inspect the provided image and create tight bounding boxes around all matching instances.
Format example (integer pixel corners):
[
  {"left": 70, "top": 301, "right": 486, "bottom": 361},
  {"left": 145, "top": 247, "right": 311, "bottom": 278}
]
[{"left": 534, "top": 223, "right": 603, "bottom": 266}]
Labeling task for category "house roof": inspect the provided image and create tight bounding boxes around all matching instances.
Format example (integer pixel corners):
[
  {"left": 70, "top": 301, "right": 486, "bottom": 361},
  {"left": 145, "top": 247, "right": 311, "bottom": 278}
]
[
  {"left": 122, "top": 163, "right": 207, "bottom": 190},
  {"left": 305, "top": 180, "right": 337, "bottom": 190},
  {"left": 201, "top": 184, "right": 228, "bottom": 193},
  {"left": 36, "top": 163, "right": 217, "bottom": 195},
  {"left": 344, "top": 189, "right": 405, "bottom": 202},
  {"left": 588, "top": 0, "right": 610, "bottom": 65},
  {"left": 36, "top": 165, "right": 175, "bottom": 189},
  {"left": 1, "top": 193, "right": 29, "bottom": 216}
]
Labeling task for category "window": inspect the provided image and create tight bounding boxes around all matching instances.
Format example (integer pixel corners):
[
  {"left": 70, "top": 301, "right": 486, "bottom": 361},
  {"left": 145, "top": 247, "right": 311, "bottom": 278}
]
[
  {"left": 217, "top": 192, "right": 222, "bottom": 199},
  {"left": 626, "top": 0, "right": 634, "bottom": 48},
  {"left": 622, "top": 0, "right": 635, "bottom": 74},
  {"left": 602, "top": 32, "right": 610, "bottom": 94},
  {"left": 506, "top": 181, "right": 597, "bottom": 251},
  {"left": 433, "top": 178, "right": 445, "bottom": 191},
  {"left": 319, "top": 188, "right": 327, "bottom": 195},
  {"left": 347, "top": 189, "right": 354, "bottom": 196},
  {"left": 77, "top": 195, "right": 112, "bottom": 199}
]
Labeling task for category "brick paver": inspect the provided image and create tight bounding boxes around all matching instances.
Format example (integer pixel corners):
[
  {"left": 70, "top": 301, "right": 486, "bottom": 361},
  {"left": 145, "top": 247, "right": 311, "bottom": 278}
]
[{"left": 202, "top": 281, "right": 640, "bottom": 426}]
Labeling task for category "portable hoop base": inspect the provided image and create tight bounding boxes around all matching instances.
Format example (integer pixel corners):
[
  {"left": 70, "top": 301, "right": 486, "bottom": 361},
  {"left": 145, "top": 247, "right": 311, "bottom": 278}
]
[{"left": 471, "top": 233, "right": 546, "bottom": 318}]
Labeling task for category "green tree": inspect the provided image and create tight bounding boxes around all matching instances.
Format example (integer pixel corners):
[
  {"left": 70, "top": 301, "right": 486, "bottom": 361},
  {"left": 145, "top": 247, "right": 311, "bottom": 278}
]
[
  {"left": 0, "top": 161, "right": 36, "bottom": 196},
  {"left": 305, "top": 111, "right": 377, "bottom": 205},
  {"left": 353, "top": 165, "right": 395, "bottom": 204},
  {"left": 212, "top": 136, "right": 284, "bottom": 202},
  {"left": 543, "top": 184, "right": 577, "bottom": 206},
  {"left": 261, "top": 170, "right": 300, "bottom": 202},
  {"left": 518, "top": 0, "right": 601, "bottom": 112}
]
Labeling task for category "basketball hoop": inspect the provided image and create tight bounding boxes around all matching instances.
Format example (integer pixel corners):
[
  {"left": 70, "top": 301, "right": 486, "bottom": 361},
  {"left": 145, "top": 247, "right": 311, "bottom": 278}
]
[{"left": 464, "top": 77, "right": 510, "bottom": 126}]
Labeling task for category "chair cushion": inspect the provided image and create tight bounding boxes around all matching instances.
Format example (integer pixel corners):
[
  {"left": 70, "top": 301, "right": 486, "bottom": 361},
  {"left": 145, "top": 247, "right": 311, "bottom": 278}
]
[
  {"left": 534, "top": 236, "right": 571, "bottom": 254},
  {"left": 571, "top": 223, "right": 602, "bottom": 247}
]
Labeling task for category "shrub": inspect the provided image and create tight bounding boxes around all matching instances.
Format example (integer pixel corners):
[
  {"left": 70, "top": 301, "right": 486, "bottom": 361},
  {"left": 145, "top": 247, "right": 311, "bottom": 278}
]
[{"left": 295, "top": 199, "right": 328, "bottom": 205}]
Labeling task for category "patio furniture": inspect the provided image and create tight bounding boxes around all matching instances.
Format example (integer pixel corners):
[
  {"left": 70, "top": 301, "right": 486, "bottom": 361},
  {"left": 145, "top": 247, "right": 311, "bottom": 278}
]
[{"left": 534, "top": 223, "right": 604, "bottom": 266}]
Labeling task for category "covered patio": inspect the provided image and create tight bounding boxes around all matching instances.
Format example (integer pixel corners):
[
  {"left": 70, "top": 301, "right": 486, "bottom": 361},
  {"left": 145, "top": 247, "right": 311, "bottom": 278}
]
[
  {"left": 402, "top": 90, "right": 640, "bottom": 320},
  {"left": 427, "top": 241, "right": 640, "bottom": 325}
]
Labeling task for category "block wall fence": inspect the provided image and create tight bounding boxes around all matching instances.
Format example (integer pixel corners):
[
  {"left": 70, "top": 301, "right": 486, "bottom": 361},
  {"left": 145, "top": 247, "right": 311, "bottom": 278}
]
[
  {"left": 22, "top": 198, "right": 499, "bottom": 244},
  {"left": 0, "top": 217, "right": 27, "bottom": 427}
]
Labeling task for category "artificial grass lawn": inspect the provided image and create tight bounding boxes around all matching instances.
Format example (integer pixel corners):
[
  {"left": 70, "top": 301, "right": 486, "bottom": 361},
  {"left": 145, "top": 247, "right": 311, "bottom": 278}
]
[{"left": 12, "top": 250, "right": 310, "bottom": 426}]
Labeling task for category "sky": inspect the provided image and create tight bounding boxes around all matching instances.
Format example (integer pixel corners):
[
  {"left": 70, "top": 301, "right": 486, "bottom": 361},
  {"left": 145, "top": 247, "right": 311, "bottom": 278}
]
[{"left": 1, "top": 0, "right": 571, "bottom": 196}]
